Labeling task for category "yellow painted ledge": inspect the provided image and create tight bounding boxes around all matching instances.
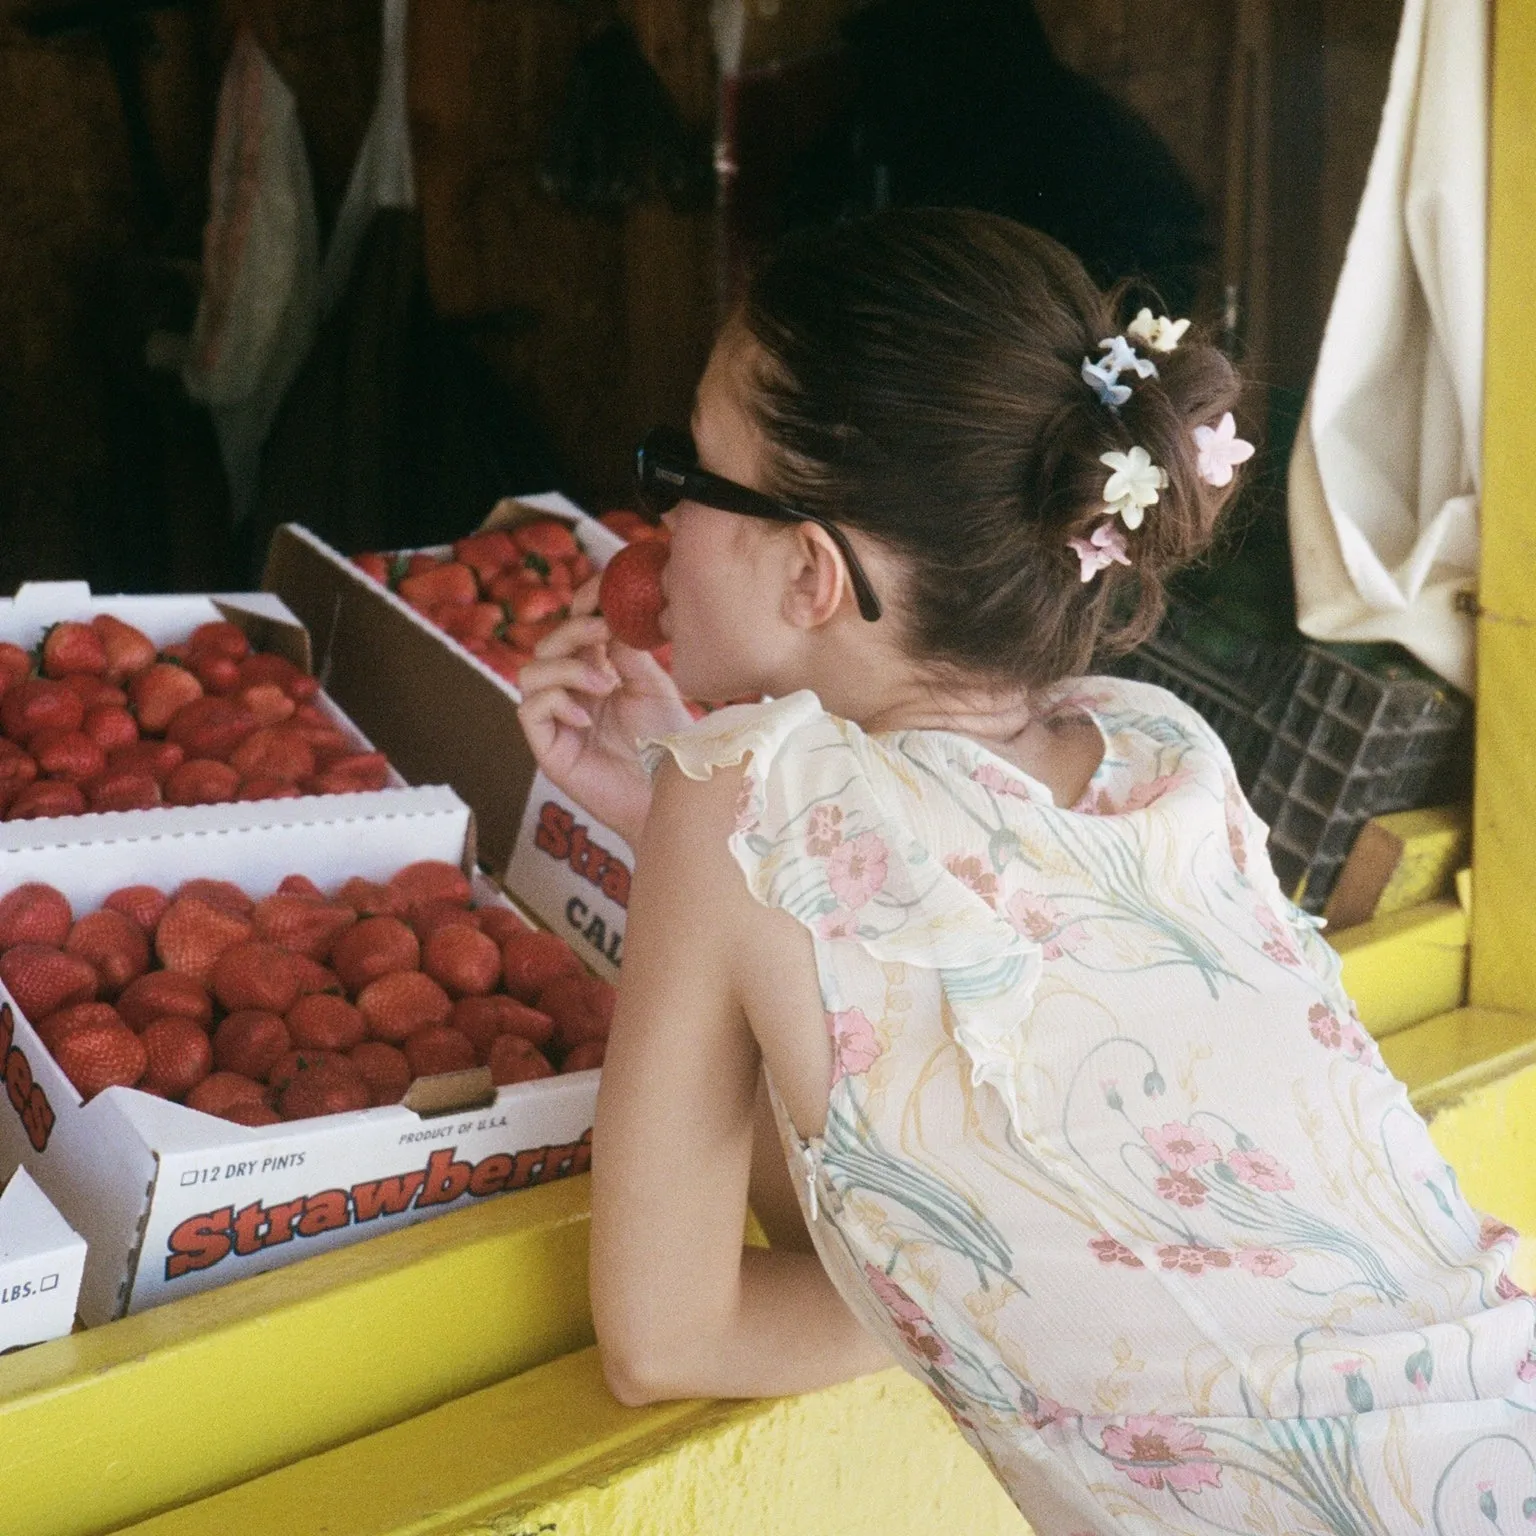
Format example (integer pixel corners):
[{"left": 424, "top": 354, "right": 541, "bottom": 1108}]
[
  {"left": 0, "top": 1176, "right": 595, "bottom": 1536},
  {"left": 115, "top": 1348, "right": 1027, "bottom": 1536},
  {"left": 1334, "top": 898, "right": 1468, "bottom": 1039}
]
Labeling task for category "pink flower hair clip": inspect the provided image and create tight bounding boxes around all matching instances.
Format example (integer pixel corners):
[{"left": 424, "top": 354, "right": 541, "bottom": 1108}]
[
  {"left": 1068, "top": 520, "right": 1132, "bottom": 582},
  {"left": 1193, "top": 411, "right": 1255, "bottom": 487}
]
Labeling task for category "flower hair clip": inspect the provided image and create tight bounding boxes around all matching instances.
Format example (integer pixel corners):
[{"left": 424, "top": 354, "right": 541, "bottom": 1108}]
[
  {"left": 1126, "top": 308, "right": 1190, "bottom": 353},
  {"left": 1068, "top": 520, "right": 1132, "bottom": 582},
  {"left": 1099, "top": 445, "right": 1167, "bottom": 529},
  {"left": 1193, "top": 411, "right": 1254, "bottom": 487},
  {"left": 1081, "top": 330, "right": 1158, "bottom": 410}
]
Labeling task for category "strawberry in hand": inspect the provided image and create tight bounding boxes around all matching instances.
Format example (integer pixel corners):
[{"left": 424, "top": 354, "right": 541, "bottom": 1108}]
[{"left": 597, "top": 541, "right": 668, "bottom": 651}]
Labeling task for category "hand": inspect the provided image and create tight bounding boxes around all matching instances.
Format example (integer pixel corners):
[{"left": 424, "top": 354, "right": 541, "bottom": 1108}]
[{"left": 516, "top": 577, "right": 691, "bottom": 847}]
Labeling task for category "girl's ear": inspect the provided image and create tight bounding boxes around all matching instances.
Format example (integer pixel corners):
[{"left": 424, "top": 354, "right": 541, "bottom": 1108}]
[{"left": 781, "top": 523, "right": 848, "bottom": 630}]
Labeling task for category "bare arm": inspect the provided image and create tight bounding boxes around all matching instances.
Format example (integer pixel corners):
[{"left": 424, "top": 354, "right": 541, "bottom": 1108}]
[{"left": 590, "top": 758, "right": 891, "bottom": 1405}]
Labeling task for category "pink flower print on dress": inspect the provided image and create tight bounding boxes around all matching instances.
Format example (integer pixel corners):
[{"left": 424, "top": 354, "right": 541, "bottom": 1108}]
[
  {"left": 1115, "top": 770, "right": 1193, "bottom": 815},
  {"left": 1226, "top": 1147, "right": 1295, "bottom": 1192},
  {"left": 733, "top": 771, "right": 763, "bottom": 834},
  {"left": 1101, "top": 1415, "right": 1222, "bottom": 1493},
  {"left": 825, "top": 830, "right": 889, "bottom": 909},
  {"left": 944, "top": 853, "right": 1000, "bottom": 907},
  {"left": 1236, "top": 1246, "right": 1296, "bottom": 1278},
  {"left": 1308, "top": 1001, "right": 1344, "bottom": 1049},
  {"left": 1004, "top": 890, "right": 1086, "bottom": 960},
  {"left": 1155, "top": 1171, "right": 1208, "bottom": 1207},
  {"left": 828, "top": 1007, "right": 881, "bottom": 1085},
  {"left": 1021, "top": 1388, "right": 1074, "bottom": 1430},
  {"left": 1517, "top": 1351, "right": 1536, "bottom": 1383},
  {"left": 1143, "top": 1122, "right": 1221, "bottom": 1172},
  {"left": 1090, "top": 1234, "right": 1144, "bottom": 1268},
  {"left": 1480, "top": 1215, "right": 1520, "bottom": 1250},
  {"left": 815, "top": 907, "right": 862, "bottom": 941},
  {"left": 1256, "top": 904, "right": 1301, "bottom": 966},
  {"left": 1156, "top": 1244, "right": 1232, "bottom": 1275},
  {"left": 804, "top": 803, "right": 845, "bottom": 857},
  {"left": 864, "top": 1264, "right": 955, "bottom": 1367},
  {"left": 970, "top": 762, "right": 1034, "bottom": 801}
]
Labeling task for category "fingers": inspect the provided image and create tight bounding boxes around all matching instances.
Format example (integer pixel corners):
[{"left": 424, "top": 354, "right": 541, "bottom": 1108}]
[
  {"left": 516, "top": 687, "right": 589, "bottom": 764},
  {"left": 571, "top": 572, "right": 603, "bottom": 618},
  {"left": 533, "top": 614, "right": 609, "bottom": 661},
  {"left": 517, "top": 652, "right": 619, "bottom": 702}
]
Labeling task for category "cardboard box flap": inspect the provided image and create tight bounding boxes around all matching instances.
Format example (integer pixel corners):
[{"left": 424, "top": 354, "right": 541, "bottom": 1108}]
[{"left": 0, "top": 1166, "right": 85, "bottom": 1263}]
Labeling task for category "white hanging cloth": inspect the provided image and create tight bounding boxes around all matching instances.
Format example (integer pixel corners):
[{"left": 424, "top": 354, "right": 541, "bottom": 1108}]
[{"left": 1286, "top": 0, "right": 1486, "bottom": 695}]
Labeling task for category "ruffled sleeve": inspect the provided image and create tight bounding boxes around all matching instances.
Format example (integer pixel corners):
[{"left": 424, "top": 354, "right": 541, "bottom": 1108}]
[{"left": 642, "top": 692, "right": 1045, "bottom": 1136}]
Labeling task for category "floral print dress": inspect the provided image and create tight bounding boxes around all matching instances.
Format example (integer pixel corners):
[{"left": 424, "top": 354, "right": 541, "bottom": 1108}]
[{"left": 645, "top": 680, "right": 1536, "bottom": 1536}]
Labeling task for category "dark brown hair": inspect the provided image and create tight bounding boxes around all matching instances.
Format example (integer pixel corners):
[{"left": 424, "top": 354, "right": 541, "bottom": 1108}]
[{"left": 738, "top": 208, "right": 1243, "bottom": 687}]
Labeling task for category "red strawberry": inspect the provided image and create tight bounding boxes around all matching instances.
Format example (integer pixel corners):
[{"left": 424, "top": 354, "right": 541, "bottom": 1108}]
[
  {"left": 0, "top": 882, "right": 73, "bottom": 947},
  {"left": 598, "top": 540, "right": 669, "bottom": 650},
  {"left": 30, "top": 728, "right": 106, "bottom": 784},
  {"left": 175, "top": 879, "right": 254, "bottom": 916},
  {"left": 334, "top": 879, "right": 410, "bottom": 919},
  {"left": 53, "top": 1019, "right": 146, "bottom": 1099},
  {"left": 503, "top": 619, "right": 561, "bottom": 653},
  {"left": 164, "top": 758, "right": 240, "bottom": 806},
  {"left": 213, "top": 1010, "right": 292, "bottom": 1079},
  {"left": 267, "top": 1047, "right": 343, "bottom": 1096},
  {"left": 235, "top": 777, "right": 302, "bottom": 802},
  {"left": 488, "top": 1033, "right": 556, "bottom": 1086},
  {"left": 252, "top": 893, "right": 355, "bottom": 961},
  {"left": 185, "top": 1071, "right": 268, "bottom": 1117},
  {"left": 561, "top": 1039, "right": 606, "bottom": 1073},
  {"left": 187, "top": 621, "right": 250, "bottom": 662},
  {"left": 211, "top": 942, "right": 305, "bottom": 1014},
  {"left": 508, "top": 582, "right": 569, "bottom": 626},
  {"left": 155, "top": 895, "right": 254, "bottom": 983},
  {"left": 357, "top": 971, "right": 451, "bottom": 1043},
  {"left": 107, "top": 739, "right": 184, "bottom": 784},
  {"left": 6, "top": 781, "right": 87, "bottom": 820},
  {"left": 41, "top": 621, "right": 107, "bottom": 679},
  {"left": 349, "top": 1040, "right": 411, "bottom": 1105},
  {"left": 236, "top": 653, "right": 318, "bottom": 702},
  {"left": 88, "top": 769, "right": 162, "bottom": 812},
  {"left": 475, "top": 641, "right": 531, "bottom": 686},
  {"left": 221, "top": 1100, "right": 283, "bottom": 1126},
  {"left": 330, "top": 914, "right": 419, "bottom": 993},
  {"left": 352, "top": 552, "right": 391, "bottom": 583},
  {"left": 500, "top": 930, "right": 582, "bottom": 1003},
  {"left": 140, "top": 1017, "right": 213, "bottom": 1098},
  {"left": 437, "top": 603, "right": 505, "bottom": 645},
  {"left": 304, "top": 752, "right": 390, "bottom": 794},
  {"left": 117, "top": 970, "right": 212, "bottom": 1031},
  {"left": 538, "top": 972, "right": 616, "bottom": 1054},
  {"left": 404, "top": 553, "right": 441, "bottom": 578},
  {"left": 65, "top": 910, "right": 150, "bottom": 996},
  {"left": 228, "top": 726, "right": 314, "bottom": 782},
  {"left": 82, "top": 704, "right": 139, "bottom": 753},
  {"left": 476, "top": 906, "right": 530, "bottom": 947},
  {"left": 35, "top": 1001, "right": 122, "bottom": 1055},
  {"left": 166, "top": 697, "right": 257, "bottom": 761},
  {"left": 90, "top": 615, "right": 157, "bottom": 683},
  {"left": 403, "top": 1025, "right": 475, "bottom": 1079},
  {"left": 59, "top": 675, "right": 127, "bottom": 710},
  {"left": 422, "top": 924, "right": 501, "bottom": 998},
  {"left": 409, "top": 899, "right": 481, "bottom": 943},
  {"left": 598, "top": 508, "right": 651, "bottom": 540},
  {"left": 104, "top": 884, "right": 169, "bottom": 936},
  {"left": 236, "top": 684, "right": 296, "bottom": 727},
  {"left": 388, "top": 860, "right": 472, "bottom": 908},
  {"left": 191, "top": 651, "right": 242, "bottom": 696},
  {"left": 1, "top": 679, "right": 85, "bottom": 742},
  {"left": 398, "top": 562, "right": 477, "bottom": 610},
  {"left": 0, "top": 642, "right": 32, "bottom": 686},
  {"left": 514, "top": 518, "right": 580, "bottom": 562},
  {"left": 0, "top": 741, "right": 39, "bottom": 803},
  {"left": 450, "top": 995, "right": 554, "bottom": 1058},
  {"left": 278, "top": 874, "right": 326, "bottom": 901},
  {"left": 277, "top": 1056, "right": 369, "bottom": 1120},
  {"left": 452, "top": 529, "right": 520, "bottom": 581},
  {"left": 129, "top": 663, "right": 204, "bottom": 733},
  {"left": 287, "top": 993, "right": 366, "bottom": 1051},
  {"left": 289, "top": 955, "right": 344, "bottom": 997}
]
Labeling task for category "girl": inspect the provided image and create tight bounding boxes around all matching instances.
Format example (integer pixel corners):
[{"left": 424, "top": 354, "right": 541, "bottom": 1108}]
[{"left": 518, "top": 210, "right": 1536, "bottom": 1534}]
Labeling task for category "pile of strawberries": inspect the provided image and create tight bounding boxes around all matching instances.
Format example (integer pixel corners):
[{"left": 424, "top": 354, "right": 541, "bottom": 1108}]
[
  {"left": 352, "top": 511, "right": 670, "bottom": 688},
  {"left": 0, "top": 863, "right": 611, "bottom": 1124},
  {"left": 0, "top": 615, "right": 391, "bottom": 818}
]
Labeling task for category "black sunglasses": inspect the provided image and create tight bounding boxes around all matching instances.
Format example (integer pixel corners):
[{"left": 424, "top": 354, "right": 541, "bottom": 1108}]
[{"left": 633, "top": 426, "right": 883, "bottom": 622}]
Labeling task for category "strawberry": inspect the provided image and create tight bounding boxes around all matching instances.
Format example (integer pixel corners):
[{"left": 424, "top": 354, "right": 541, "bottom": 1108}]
[
  {"left": 35, "top": 1001, "right": 122, "bottom": 1055},
  {"left": 6, "top": 781, "right": 87, "bottom": 820},
  {"left": 228, "top": 726, "right": 314, "bottom": 782},
  {"left": 104, "top": 884, "right": 169, "bottom": 936},
  {"left": 450, "top": 995, "right": 554, "bottom": 1058},
  {"left": 598, "top": 540, "right": 669, "bottom": 650},
  {"left": 357, "top": 971, "right": 451, "bottom": 1043},
  {"left": 236, "top": 684, "right": 296, "bottom": 727},
  {"left": 561, "top": 1039, "right": 607, "bottom": 1073},
  {"left": 0, "top": 882, "right": 73, "bottom": 947},
  {"left": 488, "top": 1033, "right": 556, "bottom": 1086},
  {"left": 567, "top": 552, "right": 595, "bottom": 587},
  {"left": 437, "top": 603, "right": 505, "bottom": 645},
  {"left": 191, "top": 651, "right": 242, "bottom": 696},
  {"left": 538, "top": 972, "right": 616, "bottom": 1054},
  {"left": 107, "top": 739, "right": 184, "bottom": 784},
  {"left": 221, "top": 1100, "right": 283, "bottom": 1126},
  {"left": 405, "top": 553, "right": 441, "bottom": 578},
  {"left": 1, "top": 679, "right": 85, "bottom": 742},
  {"left": 88, "top": 769, "right": 162, "bottom": 812},
  {"left": 187, "top": 621, "right": 250, "bottom": 662},
  {"left": 65, "top": 910, "right": 150, "bottom": 996},
  {"left": 53, "top": 1018, "right": 146, "bottom": 1099},
  {"left": 41, "top": 621, "right": 107, "bottom": 679},
  {"left": 475, "top": 642, "right": 531, "bottom": 686},
  {"left": 252, "top": 893, "right": 355, "bottom": 961},
  {"left": 155, "top": 895, "right": 254, "bottom": 983},
  {"left": 504, "top": 619, "right": 561, "bottom": 653},
  {"left": 129, "top": 663, "right": 203, "bottom": 733},
  {"left": 402, "top": 1025, "right": 475, "bottom": 1079},
  {"left": 452, "top": 529, "right": 520, "bottom": 581},
  {"left": 185, "top": 1071, "right": 268, "bottom": 1117},
  {"left": 213, "top": 1010, "right": 292, "bottom": 1080},
  {"left": 30, "top": 728, "right": 106, "bottom": 783},
  {"left": 330, "top": 915, "right": 419, "bottom": 993},
  {"left": 334, "top": 879, "right": 410, "bottom": 920},
  {"left": 508, "top": 582, "right": 569, "bottom": 626},
  {"left": 117, "top": 969, "right": 212, "bottom": 1031},
  {"left": 0, "top": 642, "right": 32, "bottom": 687},
  {"left": 140, "top": 1017, "right": 213, "bottom": 1098},
  {"left": 349, "top": 1040, "right": 411, "bottom": 1105},
  {"left": 409, "top": 898, "right": 481, "bottom": 943},
  {"left": 514, "top": 518, "right": 580, "bottom": 563},
  {"left": 211, "top": 942, "right": 306, "bottom": 1014},
  {"left": 352, "top": 552, "right": 391, "bottom": 583},
  {"left": 598, "top": 508, "right": 651, "bottom": 540},
  {"left": 277, "top": 1056, "right": 370, "bottom": 1121},
  {"left": 500, "top": 930, "right": 583, "bottom": 1003},
  {"left": 164, "top": 758, "right": 240, "bottom": 806},
  {"left": 90, "top": 615, "right": 157, "bottom": 683},
  {"left": 82, "top": 703, "right": 139, "bottom": 753},
  {"left": 289, "top": 955, "right": 343, "bottom": 996},
  {"left": 236, "top": 653, "right": 318, "bottom": 702},
  {"left": 388, "top": 860, "right": 472, "bottom": 908},
  {"left": 279, "top": 874, "right": 326, "bottom": 901},
  {"left": 0, "top": 741, "right": 39, "bottom": 803},
  {"left": 287, "top": 992, "right": 366, "bottom": 1052},
  {"left": 58, "top": 675, "right": 126, "bottom": 712},
  {"left": 399, "top": 563, "right": 477, "bottom": 610},
  {"left": 235, "top": 777, "right": 302, "bottom": 802},
  {"left": 175, "top": 879, "right": 254, "bottom": 916},
  {"left": 304, "top": 752, "right": 390, "bottom": 795},
  {"left": 475, "top": 907, "right": 530, "bottom": 948},
  {"left": 267, "top": 1047, "right": 343, "bottom": 1096},
  {"left": 165, "top": 697, "right": 257, "bottom": 761},
  {"left": 422, "top": 924, "right": 501, "bottom": 998}
]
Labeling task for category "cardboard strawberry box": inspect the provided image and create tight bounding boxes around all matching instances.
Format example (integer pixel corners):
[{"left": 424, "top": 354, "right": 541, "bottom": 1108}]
[
  {"left": 264, "top": 495, "right": 636, "bottom": 981},
  {"left": 0, "top": 785, "right": 598, "bottom": 1323},
  {"left": 0, "top": 1166, "right": 87, "bottom": 1351}
]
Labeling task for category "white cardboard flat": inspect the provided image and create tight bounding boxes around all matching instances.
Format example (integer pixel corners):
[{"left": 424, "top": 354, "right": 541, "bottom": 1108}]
[{"left": 0, "top": 1166, "right": 87, "bottom": 1352}]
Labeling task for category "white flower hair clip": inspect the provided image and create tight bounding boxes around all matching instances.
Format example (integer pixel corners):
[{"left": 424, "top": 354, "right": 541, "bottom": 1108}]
[
  {"left": 1068, "top": 520, "right": 1132, "bottom": 582},
  {"left": 1099, "top": 445, "right": 1167, "bottom": 529},
  {"left": 1126, "top": 308, "right": 1190, "bottom": 353},
  {"left": 1193, "top": 411, "right": 1255, "bottom": 487}
]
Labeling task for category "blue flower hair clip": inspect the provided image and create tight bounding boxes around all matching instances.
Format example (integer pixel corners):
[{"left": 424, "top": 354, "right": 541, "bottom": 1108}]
[
  {"left": 1098, "top": 333, "right": 1159, "bottom": 381},
  {"left": 1081, "top": 356, "right": 1131, "bottom": 408}
]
